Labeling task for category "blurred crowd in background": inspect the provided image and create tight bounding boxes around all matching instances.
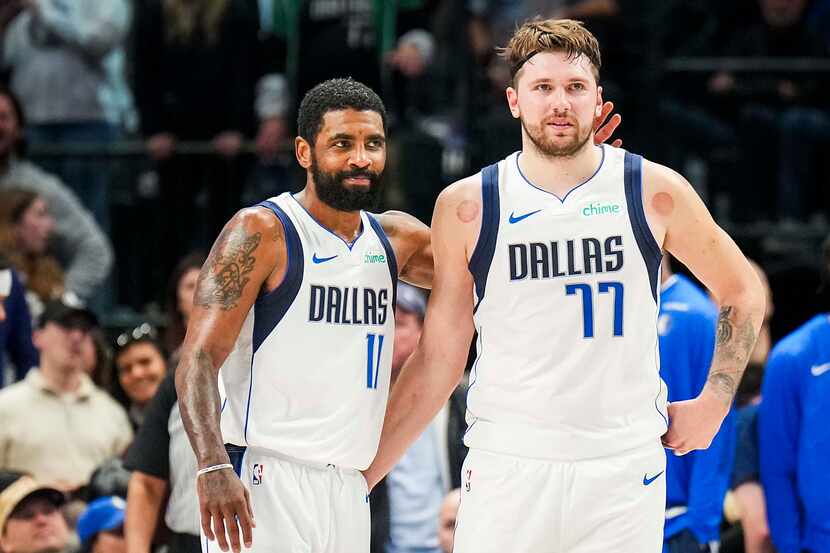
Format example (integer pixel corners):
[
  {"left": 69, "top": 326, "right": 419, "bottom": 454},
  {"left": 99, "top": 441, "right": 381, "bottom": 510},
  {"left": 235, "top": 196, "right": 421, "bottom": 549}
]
[{"left": 0, "top": 1, "right": 829, "bottom": 552}]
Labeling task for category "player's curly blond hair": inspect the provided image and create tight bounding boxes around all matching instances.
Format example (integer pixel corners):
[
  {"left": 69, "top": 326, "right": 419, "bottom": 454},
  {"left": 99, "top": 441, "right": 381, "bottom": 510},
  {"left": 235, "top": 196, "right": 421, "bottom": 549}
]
[{"left": 500, "top": 19, "right": 602, "bottom": 85}]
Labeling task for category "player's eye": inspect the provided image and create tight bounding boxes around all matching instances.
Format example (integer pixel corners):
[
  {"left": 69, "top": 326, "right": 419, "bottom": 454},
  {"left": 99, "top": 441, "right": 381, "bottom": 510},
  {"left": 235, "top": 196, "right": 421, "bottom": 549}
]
[
  {"left": 569, "top": 82, "right": 586, "bottom": 91},
  {"left": 536, "top": 83, "right": 552, "bottom": 92},
  {"left": 367, "top": 140, "right": 384, "bottom": 149}
]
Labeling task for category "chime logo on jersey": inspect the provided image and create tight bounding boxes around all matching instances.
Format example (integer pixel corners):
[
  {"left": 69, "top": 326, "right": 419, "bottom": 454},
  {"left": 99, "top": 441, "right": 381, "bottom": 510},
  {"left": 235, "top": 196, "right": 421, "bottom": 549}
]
[
  {"left": 308, "top": 285, "right": 390, "bottom": 325},
  {"left": 508, "top": 235, "right": 624, "bottom": 281},
  {"left": 252, "top": 464, "right": 264, "bottom": 485},
  {"left": 581, "top": 201, "right": 622, "bottom": 217},
  {"left": 364, "top": 249, "right": 387, "bottom": 264}
]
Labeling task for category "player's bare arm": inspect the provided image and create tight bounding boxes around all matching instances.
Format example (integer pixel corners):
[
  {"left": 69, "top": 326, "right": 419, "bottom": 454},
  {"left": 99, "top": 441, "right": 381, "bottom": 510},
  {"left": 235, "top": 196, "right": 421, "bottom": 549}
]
[
  {"left": 364, "top": 177, "right": 480, "bottom": 489},
  {"left": 378, "top": 210, "right": 433, "bottom": 288},
  {"left": 642, "top": 161, "right": 766, "bottom": 454},
  {"left": 176, "top": 207, "right": 287, "bottom": 553}
]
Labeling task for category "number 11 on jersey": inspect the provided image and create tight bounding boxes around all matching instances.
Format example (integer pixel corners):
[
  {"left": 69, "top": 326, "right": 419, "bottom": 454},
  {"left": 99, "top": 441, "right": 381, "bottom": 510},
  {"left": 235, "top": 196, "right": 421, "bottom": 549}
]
[{"left": 366, "top": 333, "right": 385, "bottom": 389}]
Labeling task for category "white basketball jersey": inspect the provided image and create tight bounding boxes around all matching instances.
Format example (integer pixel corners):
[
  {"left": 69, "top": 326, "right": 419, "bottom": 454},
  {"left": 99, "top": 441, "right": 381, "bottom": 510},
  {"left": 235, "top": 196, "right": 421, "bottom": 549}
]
[
  {"left": 220, "top": 192, "right": 397, "bottom": 470},
  {"left": 465, "top": 145, "right": 668, "bottom": 460}
]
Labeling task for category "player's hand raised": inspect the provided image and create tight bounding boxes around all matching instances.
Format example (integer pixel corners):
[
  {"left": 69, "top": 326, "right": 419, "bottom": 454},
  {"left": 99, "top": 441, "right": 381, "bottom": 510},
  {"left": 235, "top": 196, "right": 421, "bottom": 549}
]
[
  {"left": 198, "top": 468, "right": 256, "bottom": 552},
  {"left": 594, "top": 90, "right": 622, "bottom": 148},
  {"left": 661, "top": 392, "right": 729, "bottom": 456}
]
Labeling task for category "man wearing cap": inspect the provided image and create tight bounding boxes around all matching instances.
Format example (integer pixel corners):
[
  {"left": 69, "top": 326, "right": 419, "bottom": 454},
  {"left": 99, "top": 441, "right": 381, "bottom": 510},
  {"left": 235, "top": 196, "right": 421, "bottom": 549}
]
[
  {"left": 0, "top": 300, "right": 132, "bottom": 491},
  {"left": 0, "top": 471, "right": 70, "bottom": 553},
  {"left": 0, "top": 255, "right": 37, "bottom": 386},
  {"left": 77, "top": 496, "right": 126, "bottom": 553},
  {"left": 370, "top": 283, "right": 468, "bottom": 553}
]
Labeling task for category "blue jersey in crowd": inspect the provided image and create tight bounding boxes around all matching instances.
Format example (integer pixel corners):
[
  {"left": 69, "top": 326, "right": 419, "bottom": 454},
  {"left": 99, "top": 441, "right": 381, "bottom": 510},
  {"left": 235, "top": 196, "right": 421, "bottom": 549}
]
[
  {"left": 658, "top": 274, "right": 736, "bottom": 546},
  {"left": 759, "top": 313, "right": 830, "bottom": 553},
  {"left": 0, "top": 269, "right": 37, "bottom": 386}
]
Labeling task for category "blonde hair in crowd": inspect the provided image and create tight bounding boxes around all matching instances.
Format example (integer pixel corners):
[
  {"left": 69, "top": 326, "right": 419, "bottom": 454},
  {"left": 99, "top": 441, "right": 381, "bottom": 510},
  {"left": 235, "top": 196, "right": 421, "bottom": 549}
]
[{"left": 500, "top": 19, "right": 602, "bottom": 85}]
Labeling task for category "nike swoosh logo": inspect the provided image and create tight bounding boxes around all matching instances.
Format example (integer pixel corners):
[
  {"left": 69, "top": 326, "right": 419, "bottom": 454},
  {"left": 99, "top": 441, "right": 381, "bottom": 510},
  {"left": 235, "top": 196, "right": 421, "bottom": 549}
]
[
  {"left": 643, "top": 471, "right": 664, "bottom": 486},
  {"left": 312, "top": 253, "right": 338, "bottom": 264},
  {"left": 508, "top": 209, "right": 543, "bottom": 224},
  {"left": 811, "top": 362, "right": 830, "bottom": 377}
]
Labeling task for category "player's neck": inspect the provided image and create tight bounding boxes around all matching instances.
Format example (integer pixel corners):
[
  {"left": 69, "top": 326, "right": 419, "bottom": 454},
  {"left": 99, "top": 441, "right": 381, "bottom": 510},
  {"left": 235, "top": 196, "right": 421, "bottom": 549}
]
[
  {"left": 295, "top": 189, "right": 363, "bottom": 244},
  {"left": 518, "top": 141, "right": 603, "bottom": 198}
]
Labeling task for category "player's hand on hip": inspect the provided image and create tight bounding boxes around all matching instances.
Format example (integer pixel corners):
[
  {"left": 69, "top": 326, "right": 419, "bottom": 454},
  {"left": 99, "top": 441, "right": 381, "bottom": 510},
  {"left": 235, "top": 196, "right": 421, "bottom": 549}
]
[
  {"left": 198, "top": 468, "right": 256, "bottom": 552},
  {"left": 661, "top": 394, "right": 729, "bottom": 456}
]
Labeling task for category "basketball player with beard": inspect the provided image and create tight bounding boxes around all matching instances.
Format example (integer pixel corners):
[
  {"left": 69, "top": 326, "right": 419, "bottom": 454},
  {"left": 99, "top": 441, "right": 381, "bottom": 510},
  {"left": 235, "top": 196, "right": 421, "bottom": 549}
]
[
  {"left": 363, "top": 20, "right": 766, "bottom": 553},
  {"left": 176, "top": 75, "right": 622, "bottom": 553}
]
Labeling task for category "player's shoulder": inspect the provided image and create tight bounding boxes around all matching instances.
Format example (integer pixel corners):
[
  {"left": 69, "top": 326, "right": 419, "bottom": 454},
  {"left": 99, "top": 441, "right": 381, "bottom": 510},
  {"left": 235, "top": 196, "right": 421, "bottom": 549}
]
[
  {"left": 229, "top": 204, "right": 287, "bottom": 244},
  {"left": 640, "top": 157, "right": 691, "bottom": 194}
]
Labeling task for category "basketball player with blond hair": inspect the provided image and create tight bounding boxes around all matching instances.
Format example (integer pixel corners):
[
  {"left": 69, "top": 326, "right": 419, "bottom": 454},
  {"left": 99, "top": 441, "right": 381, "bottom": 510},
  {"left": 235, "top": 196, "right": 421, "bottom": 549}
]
[{"left": 363, "top": 19, "right": 766, "bottom": 552}]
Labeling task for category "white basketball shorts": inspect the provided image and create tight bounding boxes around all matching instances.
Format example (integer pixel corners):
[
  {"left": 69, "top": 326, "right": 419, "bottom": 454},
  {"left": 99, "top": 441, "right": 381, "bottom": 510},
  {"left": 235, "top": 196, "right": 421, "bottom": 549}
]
[
  {"left": 201, "top": 447, "right": 370, "bottom": 553},
  {"left": 453, "top": 439, "right": 666, "bottom": 553}
]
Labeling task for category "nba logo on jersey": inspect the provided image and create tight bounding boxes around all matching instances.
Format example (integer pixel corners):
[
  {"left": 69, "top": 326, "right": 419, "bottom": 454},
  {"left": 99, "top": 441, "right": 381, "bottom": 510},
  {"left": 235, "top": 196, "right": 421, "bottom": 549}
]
[{"left": 252, "top": 464, "right": 264, "bottom": 486}]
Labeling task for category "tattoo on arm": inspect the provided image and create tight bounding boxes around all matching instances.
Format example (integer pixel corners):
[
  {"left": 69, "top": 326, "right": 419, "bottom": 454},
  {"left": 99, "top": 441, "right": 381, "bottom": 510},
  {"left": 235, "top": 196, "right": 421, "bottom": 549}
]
[
  {"left": 195, "top": 226, "right": 262, "bottom": 310},
  {"left": 706, "top": 305, "right": 758, "bottom": 406},
  {"left": 177, "top": 348, "right": 227, "bottom": 466}
]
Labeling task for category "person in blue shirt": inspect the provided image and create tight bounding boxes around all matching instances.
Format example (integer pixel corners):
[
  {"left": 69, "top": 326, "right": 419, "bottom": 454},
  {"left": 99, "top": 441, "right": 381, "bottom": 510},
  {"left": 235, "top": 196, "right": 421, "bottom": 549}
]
[
  {"left": 759, "top": 237, "right": 830, "bottom": 553},
  {"left": 0, "top": 256, "right": 37, "bottom": 386},
  {"left": 659, "top": 257, "right": 736, "bottom": 553}
]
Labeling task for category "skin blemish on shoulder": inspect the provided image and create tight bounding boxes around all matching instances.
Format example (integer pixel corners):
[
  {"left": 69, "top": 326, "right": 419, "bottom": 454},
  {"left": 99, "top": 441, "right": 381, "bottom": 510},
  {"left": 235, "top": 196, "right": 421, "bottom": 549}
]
[
  {"left": 652, "top": 192, "right": 674, "bottom": 217},
  {"left": 456, "top": 200, "right": 480, "bottom": 223}
]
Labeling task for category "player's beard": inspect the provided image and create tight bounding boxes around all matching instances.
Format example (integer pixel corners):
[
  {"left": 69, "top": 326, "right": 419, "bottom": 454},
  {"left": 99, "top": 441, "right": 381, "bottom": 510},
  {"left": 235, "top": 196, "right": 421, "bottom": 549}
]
[
  {"left": 311, "top": 155, "right": 385, "bottom": 212},
  {"left": 521, "top": 114, "right": 593, "bottom": 158}
]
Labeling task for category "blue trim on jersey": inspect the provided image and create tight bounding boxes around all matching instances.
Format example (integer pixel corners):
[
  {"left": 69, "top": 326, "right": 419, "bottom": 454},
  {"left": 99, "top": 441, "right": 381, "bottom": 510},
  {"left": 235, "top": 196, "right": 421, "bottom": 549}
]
[
  {"left": 623, "top": 152, "right": 662, "bottom": 303},
  {"left": 225, "top": 444, "right": 247, "bottom": 477},
  {"left": 289, "top": 193, "right": 365, "bottom": 250},
  {"left": 468, "top": 164, "right": 500, "bottom": 312},
  {"left": 251, "top": 201, "right": 305, "bottom": 354},
  {"left": 463, "top": 326, "right": 483, "bottom": 438},
  {"left": 516, "top": 145, "right": 606, "bottom": 203},
  {"left": 366, "top": 213, "right": 399, "bottom": 310},
  {"left": 243, "top": 201, "right": 305, "bottom": 442}
]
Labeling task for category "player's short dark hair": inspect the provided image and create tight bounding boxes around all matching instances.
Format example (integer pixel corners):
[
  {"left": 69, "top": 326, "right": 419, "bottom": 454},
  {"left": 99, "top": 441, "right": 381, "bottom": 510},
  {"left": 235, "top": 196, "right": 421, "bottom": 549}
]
[{"left": 297, "top": 78, "right": 387, "bottom": 145}]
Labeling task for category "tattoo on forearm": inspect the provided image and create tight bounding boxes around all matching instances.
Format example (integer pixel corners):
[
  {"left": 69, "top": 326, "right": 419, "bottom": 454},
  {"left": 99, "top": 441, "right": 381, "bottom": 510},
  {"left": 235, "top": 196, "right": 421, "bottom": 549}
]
[
  {"left": 716, "top": 306, "right": 734, "bottom": 345},
  {"left": 707, "top": 305, "right": 758, "bottom": 406},
  {"left": 178, "top": 348, "right": 227, "bottom": 466},
  {"left": 195, "top": 226, "right": 262, "bottom": 310}
]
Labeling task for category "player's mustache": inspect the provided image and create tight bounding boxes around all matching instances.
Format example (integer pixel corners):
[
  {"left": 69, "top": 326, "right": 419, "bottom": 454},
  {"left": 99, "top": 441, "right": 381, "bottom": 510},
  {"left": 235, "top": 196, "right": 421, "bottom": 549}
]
[{"left": 338, "top": 169, "right": 379, "bottom": 181}]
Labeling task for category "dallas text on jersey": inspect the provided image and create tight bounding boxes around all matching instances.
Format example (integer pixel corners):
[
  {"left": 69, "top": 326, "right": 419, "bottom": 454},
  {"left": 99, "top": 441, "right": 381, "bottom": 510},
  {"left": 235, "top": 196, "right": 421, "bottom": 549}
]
[
  {"left": 308, "top": 285, "right": 390, "bottom": 325},
  {"left": 508, "top": 235, "right": 624, "bottom": 281}
]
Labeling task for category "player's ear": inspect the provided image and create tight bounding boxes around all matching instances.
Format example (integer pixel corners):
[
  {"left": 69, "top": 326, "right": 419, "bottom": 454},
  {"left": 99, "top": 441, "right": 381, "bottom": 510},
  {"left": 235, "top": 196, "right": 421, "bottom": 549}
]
[
  {"left": 596, "top": 85, "right": 604, "bottom": 118},
  {"left": 295, "top": 136, "right": 312, "bottom": 169},
  {"left": 506, "top": 86, "right": 520, "bottom": 119}
]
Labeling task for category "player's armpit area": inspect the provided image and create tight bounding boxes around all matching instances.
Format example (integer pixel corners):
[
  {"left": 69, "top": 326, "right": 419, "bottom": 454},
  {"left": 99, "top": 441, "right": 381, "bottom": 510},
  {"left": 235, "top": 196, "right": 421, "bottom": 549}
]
[
  {"left": 194, "top": 207, "right": 286, "bottom": 311},
  {"left": 377, "top": 210, "right": 433, "bottom": 288}
]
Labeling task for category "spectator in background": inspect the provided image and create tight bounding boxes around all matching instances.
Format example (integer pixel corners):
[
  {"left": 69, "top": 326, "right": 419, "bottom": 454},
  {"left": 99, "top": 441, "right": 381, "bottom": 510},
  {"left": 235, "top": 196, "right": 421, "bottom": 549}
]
[
  {"left": 759, "top": 236, "right": 830, "bottom": 553},
  {"left": 658, "top": 256, "right": 735, "bottom": 552},
  {"left": 0, "top": 0, "right": 132, "bottom": 231},
  {"left": 0, "top": 87, "right": 114, "bottom": 303},
  {"left": 437, "top": 488, "right": 460, "bottom": 553},
  {"left": 77, "top": 496, "right": 127, "bottom": 553},
  {"left": 163, "top": 253, "right": 204, "bottom": 358},
  {"left": 0, "top": 188, "right": 64, "bottom": 319},
  {"left": 720, "top": 260, "right": 775, "bottom": 553},
  {"left": 110, "top": 325, "right": 168, "bottom": 430},
  {"left": 370, "top": 283, "right": 467, "bottom": 553},
  {"left": 0, "top": 472, "right": 70, "bottom": 553},
  {"left": 82, "top": 327, "right": 114, "bottom": 390},
  {"left": 0, "top": 254, "right": 37, "bottom": 387},
  {"left": 0, "top": 299, "right": 132, "bottom": 491},
  {"left": 709, "top": 0, "right": 830, "bottom": 222},
  {"left": 133, "top": 0, "right": 258, "bottom": 283},
  {"left": 124, "top": 368, "right": 219, "bottom": 553}
]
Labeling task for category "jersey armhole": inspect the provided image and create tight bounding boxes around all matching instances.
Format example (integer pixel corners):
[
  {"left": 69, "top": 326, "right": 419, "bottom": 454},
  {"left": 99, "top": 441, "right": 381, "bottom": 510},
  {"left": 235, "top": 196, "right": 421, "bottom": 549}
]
[
  {"left": 468, "top": 163, "right": 500, "bottom": 310},
  {"left": 251, "top": 201, "right": 304, "bottom": 353},
  {"left": 624, "top": 153, "right": 662, "bottom": 303}
]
